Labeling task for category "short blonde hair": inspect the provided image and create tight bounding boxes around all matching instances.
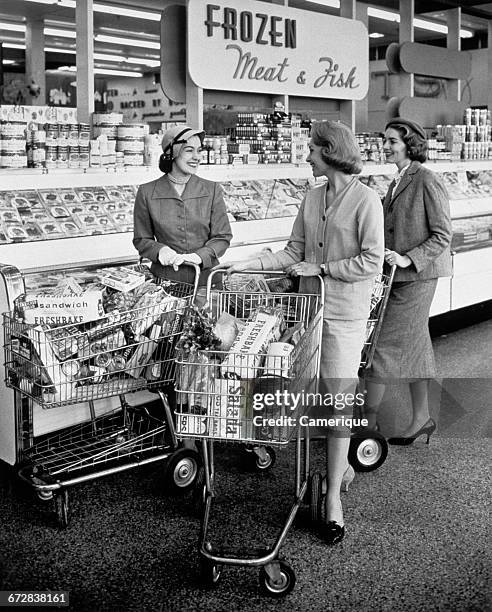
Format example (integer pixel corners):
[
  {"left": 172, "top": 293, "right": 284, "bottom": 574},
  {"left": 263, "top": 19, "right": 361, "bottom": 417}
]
[{"left": 310, "top": 121, "right": 363, "bottom": 174}]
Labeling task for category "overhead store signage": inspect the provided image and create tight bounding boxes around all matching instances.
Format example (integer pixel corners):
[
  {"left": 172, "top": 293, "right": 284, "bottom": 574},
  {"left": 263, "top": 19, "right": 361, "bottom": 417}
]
[{"left": 187, "top": 0, "right": 369, "bottom": 99}]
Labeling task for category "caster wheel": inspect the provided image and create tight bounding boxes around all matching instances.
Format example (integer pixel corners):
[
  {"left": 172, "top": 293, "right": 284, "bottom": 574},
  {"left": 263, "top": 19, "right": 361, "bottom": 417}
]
[
  {"left": 37, "top": 490, "right": 53, "bottom": 502},
  {"left": 309, "top": 472, "right": 323, "bottom": 523},
  {"left": 191, "top": 466, "right": 206, "bottom": 516},
  {"left": 53, "top": 490, "right": 69, "bottom": 528},
  {"left": 252, "top": 446, "right": 276, "bottom": 472},
  {"left": 164, "top": 448, "right": 201, "bottom": 494},
  {"left": 259, "top": 561, "right": 296, "bottom": 597},
  {"left": 349, "top": 428, "right": 388, "bottom": 472},
  {"left": 199, "top": 558, "right": 222, "bottom": 588}
]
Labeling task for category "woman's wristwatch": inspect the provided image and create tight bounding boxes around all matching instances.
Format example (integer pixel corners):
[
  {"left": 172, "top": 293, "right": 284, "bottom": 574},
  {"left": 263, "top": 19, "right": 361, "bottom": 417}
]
[{"left": 320, "top": 263, "right": 328, "bottom": 276}]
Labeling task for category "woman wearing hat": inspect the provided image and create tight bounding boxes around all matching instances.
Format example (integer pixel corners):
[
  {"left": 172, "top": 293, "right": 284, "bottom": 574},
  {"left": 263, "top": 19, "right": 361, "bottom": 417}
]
[
  {"left": 133, "top": 125, "right": 232, "bottom": 298},
  {"left": 217, "top": 121, "right": 384, "bottom": 545},
  {"left": 365, "top": 118, "right": 452, "bottom": 445}
]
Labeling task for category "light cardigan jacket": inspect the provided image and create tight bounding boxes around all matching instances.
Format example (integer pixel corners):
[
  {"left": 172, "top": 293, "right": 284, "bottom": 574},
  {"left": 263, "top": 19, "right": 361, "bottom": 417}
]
[
  {"left": 260, "top": 178, "right": 384, "bottom": 320},
  {"left": 133, "top": 173, "right": 232, "bottom": 285},
  {"left": 383, "top": 161, "right": 452, "bottom": 281}
]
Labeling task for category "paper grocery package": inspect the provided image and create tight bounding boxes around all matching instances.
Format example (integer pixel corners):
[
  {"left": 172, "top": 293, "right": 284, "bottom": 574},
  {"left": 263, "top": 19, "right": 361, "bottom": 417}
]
[
  {"left": 220, "top": 308, "right": 284, "bottom": 380},
  {"left": 208, "top": 378, "right": 253, "bottom": 440}
]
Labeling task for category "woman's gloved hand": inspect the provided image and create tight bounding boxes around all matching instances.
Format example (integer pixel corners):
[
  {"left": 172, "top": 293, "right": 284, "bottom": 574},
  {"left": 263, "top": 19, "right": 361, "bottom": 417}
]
[
  {"left": 158, "top": 246, "right": 184, "bottom": 271},
  {"left": 182, "top": 253, "right": 202, "bottom": 265}
]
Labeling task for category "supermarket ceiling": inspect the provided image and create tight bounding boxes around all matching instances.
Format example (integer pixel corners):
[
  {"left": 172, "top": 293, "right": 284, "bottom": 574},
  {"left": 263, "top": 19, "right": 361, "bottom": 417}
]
[{"left": 0, "top": 0, "right": 491, "bottom": 78}]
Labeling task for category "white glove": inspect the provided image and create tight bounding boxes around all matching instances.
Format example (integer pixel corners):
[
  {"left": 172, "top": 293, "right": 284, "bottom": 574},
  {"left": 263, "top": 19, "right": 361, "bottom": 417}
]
[
  {"left": 169, "top": 253, "right": 185, "bottom": 271},
  {"left": 158, "top": 246, "right": 178, "bottom": 266},
  {"left": 182, "top": 253, "right": 202, "bottom": 265}
]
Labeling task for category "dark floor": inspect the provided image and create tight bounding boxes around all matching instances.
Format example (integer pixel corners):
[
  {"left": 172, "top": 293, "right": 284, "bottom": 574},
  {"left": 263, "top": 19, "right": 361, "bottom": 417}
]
[{"left": 0, "top": 319, "right": 491, "bottom": 612}]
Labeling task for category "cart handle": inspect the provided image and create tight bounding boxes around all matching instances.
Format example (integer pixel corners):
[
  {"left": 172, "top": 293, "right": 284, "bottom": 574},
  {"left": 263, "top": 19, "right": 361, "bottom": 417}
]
[
  {"left": 206, "top": 268, "right": 325, "bottom": 307},
  {"left": 139, "top": 258, "right": 201, "bottom": 303}
]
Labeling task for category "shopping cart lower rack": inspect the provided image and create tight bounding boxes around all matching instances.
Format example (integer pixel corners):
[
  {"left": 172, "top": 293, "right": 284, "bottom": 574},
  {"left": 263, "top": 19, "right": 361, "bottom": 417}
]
[
  {"left": 3, "top": 264, "right": 201, "bottom": 527},
  {"left": 174, "top": 270, "right": 325, "bottom": 597}
]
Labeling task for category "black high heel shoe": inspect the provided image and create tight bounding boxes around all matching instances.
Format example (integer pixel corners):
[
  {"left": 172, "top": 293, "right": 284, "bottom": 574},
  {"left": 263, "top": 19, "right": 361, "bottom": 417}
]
[
  {"left": 388, "top": 418, "right": 436, "bottom": 446},
  {"left": 319, "top": 521, "right": 345, "bottom": 546}
]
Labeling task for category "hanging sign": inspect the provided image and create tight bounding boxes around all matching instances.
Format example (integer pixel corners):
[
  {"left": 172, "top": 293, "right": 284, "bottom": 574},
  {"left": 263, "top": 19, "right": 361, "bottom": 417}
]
[{"left": 187, "top": 0, "right": 368, "bottom": 99}]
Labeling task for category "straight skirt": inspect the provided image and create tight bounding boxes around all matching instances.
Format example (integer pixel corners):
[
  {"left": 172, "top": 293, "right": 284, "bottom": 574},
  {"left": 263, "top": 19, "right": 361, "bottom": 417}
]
[
  {"left": 367, "top": 279, "right": 438, "bottom": 381},
  {"left": 317, "top": 318, "right": 367, "bottom": 423}
]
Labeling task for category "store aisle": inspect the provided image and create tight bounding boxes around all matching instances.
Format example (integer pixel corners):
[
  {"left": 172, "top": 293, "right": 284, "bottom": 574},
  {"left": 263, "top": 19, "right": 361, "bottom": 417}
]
[{"left": 0, "top": 320, "right": 490, "bottom": 612}]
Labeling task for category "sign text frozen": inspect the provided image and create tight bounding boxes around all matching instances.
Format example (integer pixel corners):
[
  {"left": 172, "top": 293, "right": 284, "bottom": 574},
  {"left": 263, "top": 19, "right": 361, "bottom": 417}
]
[{"left": 188, "top": 0, "right": 369, "bottom": 99}]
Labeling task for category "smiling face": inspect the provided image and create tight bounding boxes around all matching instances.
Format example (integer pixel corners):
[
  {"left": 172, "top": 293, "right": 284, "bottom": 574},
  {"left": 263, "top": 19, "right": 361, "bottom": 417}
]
[
  {"left": 306, "top": 139, "right": 330, "bottom": 178},
  {"left": 172, "top": 135, "right": 203, "bottom": 177},
  {"left": 383, "top": 128, "right": 410, "bottom": 169}
]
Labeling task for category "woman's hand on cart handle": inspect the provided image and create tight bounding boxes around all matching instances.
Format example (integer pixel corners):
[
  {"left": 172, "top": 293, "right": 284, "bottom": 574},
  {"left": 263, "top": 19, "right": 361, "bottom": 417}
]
[
  {"left": 182, "top": 253, "right": 202, "bottom": 265},
  {"left": 286, "top": 262, "right": 322, "bottom": 277},
  {"left": 213, "top": 258, "right": 262, "bottom": 274},
  {"left": 159, "top": 246, "right": 185, "bottom": 271},
  {"left": 384, "top": 249, "right": 411, "bottom": 269}
]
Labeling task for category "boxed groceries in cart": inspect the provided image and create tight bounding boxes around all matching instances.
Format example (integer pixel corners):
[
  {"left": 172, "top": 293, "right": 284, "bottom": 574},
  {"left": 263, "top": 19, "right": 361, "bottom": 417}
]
[
  {"left": 4, "top": 266, "right": 194, "bottom": 407},
  {"left": 175, "top": 272, "right": 323, "bottom": 445}
]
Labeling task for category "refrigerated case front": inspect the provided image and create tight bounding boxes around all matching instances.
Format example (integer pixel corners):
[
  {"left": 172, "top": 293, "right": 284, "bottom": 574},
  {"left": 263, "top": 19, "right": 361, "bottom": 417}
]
[{"left": 1, "top": 160, "right": 491, "bottom": 465}]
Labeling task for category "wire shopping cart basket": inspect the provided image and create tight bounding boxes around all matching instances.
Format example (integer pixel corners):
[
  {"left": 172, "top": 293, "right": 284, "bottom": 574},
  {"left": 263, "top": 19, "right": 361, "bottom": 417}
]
[
  {"left": 3, "top": 263, "right": 201, "bottom": 527},
  {"left": 174, "top": 269, "right": 325, "bottom": 596}
]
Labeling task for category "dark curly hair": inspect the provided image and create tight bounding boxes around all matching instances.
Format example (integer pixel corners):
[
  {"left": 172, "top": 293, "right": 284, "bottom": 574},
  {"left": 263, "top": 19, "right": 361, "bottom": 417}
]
[
  {"left": 310, "top": 120, "right": 363, "bottom": 174},
  {"left": 385, "top": 122, "right": 428, "bottom": 163}
]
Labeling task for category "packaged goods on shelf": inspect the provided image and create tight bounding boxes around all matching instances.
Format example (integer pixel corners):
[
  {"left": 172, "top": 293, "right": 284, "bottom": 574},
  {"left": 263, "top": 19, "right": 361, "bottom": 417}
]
[
  {"left": 0, "top": 184, "right": 137, "bottom": 242},
  {"left": 433, "top": 109, "right": 492, "bottom": 161}
]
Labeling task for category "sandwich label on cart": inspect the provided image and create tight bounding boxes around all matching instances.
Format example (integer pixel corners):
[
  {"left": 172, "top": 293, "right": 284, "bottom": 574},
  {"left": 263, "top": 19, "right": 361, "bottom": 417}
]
[{"left": 24, "top": 290, "right": 104, "bottom": 326}]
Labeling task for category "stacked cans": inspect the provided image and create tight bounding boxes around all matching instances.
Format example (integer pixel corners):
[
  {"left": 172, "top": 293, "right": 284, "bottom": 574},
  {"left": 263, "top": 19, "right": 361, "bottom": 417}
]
[
  {"left": 230, "top": 112, "right": 293, "bottom": 164},
  {"left": 116, "top": 123, "right": 148, "bottom": 166},
  {"left": 0, "top": 120, "right": 27, "bottom": 168},
  {"left": 93, "top": 113, "right": 122, "bottom": 141},
  {"left": 356, "top": 133, "right": 386, "bottom": 163},
  {"left": 26, "top": 123, "right": 47, "bottom": 168}
]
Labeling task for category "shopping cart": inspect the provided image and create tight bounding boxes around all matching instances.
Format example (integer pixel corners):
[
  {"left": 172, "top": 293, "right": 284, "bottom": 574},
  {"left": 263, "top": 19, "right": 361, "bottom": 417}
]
[
  {"left": 174, "top": 269, "right": 325, "bottom": 596},
  {"left": 3, "top": 263, "right": 201, "bottom": 527}
]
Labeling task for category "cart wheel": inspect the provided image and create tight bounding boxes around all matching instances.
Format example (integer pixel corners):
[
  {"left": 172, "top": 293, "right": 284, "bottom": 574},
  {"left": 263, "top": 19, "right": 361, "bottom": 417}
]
[
  {"left": 191, "top": 466, "right": 206, "bottom": 516},
  {"left": 252, "top": 446, "right": 276, "bottom": 472},
  {"left": 199, "top": 558, "right": 222, "bottom": 588},
  {"left": 53, "top": 490, "right": 69, "bottom": 528},
  {"left": 164, "top": 448, "right": 201, "bottom": 494},
  {"left": 259, "top": 561, "right": 296, "bottom": 597},
  {"left": 37, "top": 490, "right": 53, "bottom": 502},
  {"left": 349, "top": 429, "right": 388, "bottom": 472},
  {"left": 309, "top": 472, "right": 323, "bottom": 523}
]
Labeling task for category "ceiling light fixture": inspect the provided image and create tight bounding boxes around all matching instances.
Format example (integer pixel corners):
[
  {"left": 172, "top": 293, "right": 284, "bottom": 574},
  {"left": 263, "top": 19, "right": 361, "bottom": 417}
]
[
  {"left": 58, "top": 65, "right": 143, "bottom": 78},
  {"left": 367, "top": 7, "right": 474, "bottom": 38},
  {"left": 95, "top": 34, "right": 160, "bottom": 49},
  {"left": 93, "top": 3, "right": 161, "bottom": 21},
  {"left": 369, "top": 32, "right": 384, "bottom": 38},
  {"left": 44, "top": 27, "right": 77, "bottom": 38},
  {"left": 2, "top": 43, "right": 26, "bottom": 49},
  {"left": 0, "top": 22, "right": 26, "bottom": 32},
  {"left": 304, "top": 0, "right": 340, "bottom": 7},
  {"left": 22, "top": 0, "right": 161, "bottom": 21}
]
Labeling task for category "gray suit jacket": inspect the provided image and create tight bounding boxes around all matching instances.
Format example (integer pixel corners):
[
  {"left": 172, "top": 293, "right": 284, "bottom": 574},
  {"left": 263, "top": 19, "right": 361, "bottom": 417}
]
[
  {"left": 383, "top": 161, "right": 452, "bottom": 281},
  {"left": 133, "top": 173, "right": 232, "bottom": 285}
]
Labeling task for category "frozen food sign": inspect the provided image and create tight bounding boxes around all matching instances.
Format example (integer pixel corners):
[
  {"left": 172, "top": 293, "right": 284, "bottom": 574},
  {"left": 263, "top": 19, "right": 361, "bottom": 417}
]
[{"left": 187, "top": 0, "right": 368, "bottom": 99}]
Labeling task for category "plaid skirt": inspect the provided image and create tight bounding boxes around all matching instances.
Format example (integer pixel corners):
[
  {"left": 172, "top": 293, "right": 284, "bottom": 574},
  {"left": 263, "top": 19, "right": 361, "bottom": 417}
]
[{"left": 367, "top": 279, "right": 438, "bottom": 381}]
